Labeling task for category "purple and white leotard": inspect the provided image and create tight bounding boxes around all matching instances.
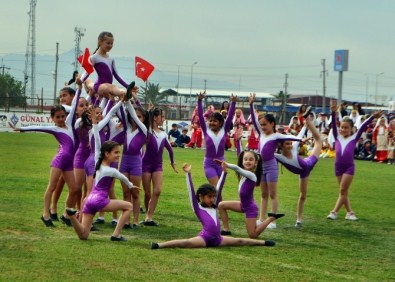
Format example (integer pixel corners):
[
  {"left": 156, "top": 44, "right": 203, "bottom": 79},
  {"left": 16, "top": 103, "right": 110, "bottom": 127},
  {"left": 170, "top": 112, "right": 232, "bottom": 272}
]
[
  {"left": 275, "top": 125, "right": 318, "bottom": 179},
  {"left": 331, "top": 112, "right": 374, "bottom": 176},
  {"left": 20, "top": 88, "right": 81, "bottom": 171},
  {"left": 89, "top": 53, "right": 129, "bottom": 93},
  {"left": 142, "top": 130, "right": 174, "bottom": 173},
  {"left": 249, "top": 103, "right": 301, "bottom": 183},
  {"left": 119, "top": 100, "right": 147, "bottom": 176},
  {"left": 198, "top": 99, "right": 235, "bottom": 179},
  {"left": 82, "top": 124, "right": 134, "bottom": 215},
  {"left": 186, "top": 171, "right": 227, "bottom": 247}
]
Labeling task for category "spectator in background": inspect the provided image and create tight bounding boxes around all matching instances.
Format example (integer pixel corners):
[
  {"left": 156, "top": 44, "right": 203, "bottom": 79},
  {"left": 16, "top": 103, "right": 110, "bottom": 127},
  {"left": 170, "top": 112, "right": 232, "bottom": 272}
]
[
  {"left": 355, "top": 139, "right": 376, "bottom": 161},
  {"left": 168, "top": 123, "right": 181, "bottom": 145},
  {"left": 174, "top": 128, "right": 191, "bottom": 148},
  {"left": 340, "top": 102, "right": 349, "bottom": 117}
]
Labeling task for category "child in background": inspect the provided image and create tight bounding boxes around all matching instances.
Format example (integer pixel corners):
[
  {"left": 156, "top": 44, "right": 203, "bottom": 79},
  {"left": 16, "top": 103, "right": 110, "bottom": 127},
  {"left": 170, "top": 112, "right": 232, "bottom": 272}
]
[
  {"left": 175, "top": 128, "right": 191, "bottom": 147},
  {"left": 151, "top": 163, "right": 275, "bottom": 249},
  {"left": 327, "top": 100, "right": 383, "bottom": 220}
]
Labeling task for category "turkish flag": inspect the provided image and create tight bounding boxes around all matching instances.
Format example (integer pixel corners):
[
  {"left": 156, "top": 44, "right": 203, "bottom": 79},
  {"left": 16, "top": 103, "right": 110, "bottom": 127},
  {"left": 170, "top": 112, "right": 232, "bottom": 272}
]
[
  {"left": 135, "top": 56, "right": 155, "bottom": 82},
  {"left": 78, "top": 48, "right": 94, "bottom": 74}
]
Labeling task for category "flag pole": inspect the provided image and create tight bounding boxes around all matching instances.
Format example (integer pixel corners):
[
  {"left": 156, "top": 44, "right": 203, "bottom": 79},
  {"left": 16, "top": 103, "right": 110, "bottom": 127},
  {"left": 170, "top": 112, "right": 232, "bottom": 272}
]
[{"left": 144, "top": 80, "right": 148, "bottom": 107}]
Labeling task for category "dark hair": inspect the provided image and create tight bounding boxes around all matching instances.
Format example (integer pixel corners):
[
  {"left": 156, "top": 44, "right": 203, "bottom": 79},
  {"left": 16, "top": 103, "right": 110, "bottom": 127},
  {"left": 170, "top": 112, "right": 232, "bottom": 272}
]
[
  {"left": 148, "top": 107, "right": 163, "bottom": 130},
  {"left": 94, "top": 140, "right": 119, "bottom": 178},
  {"left": 171, "top": 123, "right": 177, "bottom": 127},
  {"left": 262, "top": 114, "right": 276, "bottom": 133},
  {"left": 50, "top": 105, "right": 66, "bottom": 117},
  {"left": 220, "top": 101, "right": 229, "bottom": 111},
  {"left": 67, "top": 70, "right": 79, "bottom": 85},
  {"left": 209, "top": 112, "right": 225, "bottom": 128},
  {"left": 342, "top": 117, "right": 354, "bottom": 128},
  {"left": 80, "top": 108, "right": 93, "bottom": 129},
  {"left": 60, "top": 87, "right": 76, "bottom": 96},
  {"left": 196, "top": 184, "right": 216, "bottom": 207},
  {"left": 126, "top": 107, "right": 149, "bottom": 130},
  {"left": 93, "top": 31, "right": 113, "bottom": 54},
  {"left": 237, "top": 150, "right": 262, "bottom": 185}
]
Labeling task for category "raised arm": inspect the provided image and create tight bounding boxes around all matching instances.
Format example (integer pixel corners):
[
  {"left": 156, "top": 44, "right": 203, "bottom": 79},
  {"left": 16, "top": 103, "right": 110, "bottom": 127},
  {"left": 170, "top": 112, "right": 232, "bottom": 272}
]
[
  {"left": 226, "top": 163, "right": 257, "bottom": 182},
  {"left": 214, "top": 171, "right": 227, "bottom": 206},
  {"left": 197, "top": 92, "right": 207, "bottom": 133},
  {"left": 249, "top": 93, "right": 262, "bottom": 135},
  {"left": 97, "top": 100, "right": 122, "bottom": 132},
  {"left": 124, "top": 100, "right": 147, "bottom": 135},
  {"left": 224, "top": 94, "right": 237, "bottom": 131}
]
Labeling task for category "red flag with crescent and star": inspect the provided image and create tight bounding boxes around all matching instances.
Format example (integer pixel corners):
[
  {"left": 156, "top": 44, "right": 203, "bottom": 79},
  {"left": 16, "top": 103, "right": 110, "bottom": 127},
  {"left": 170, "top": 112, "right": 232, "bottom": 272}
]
[
  {"left": 77, "top": 48, "right": 94, "bottom": 74},
  {"left": 135, "top": 56, "right": 155, "bottom": 82}
]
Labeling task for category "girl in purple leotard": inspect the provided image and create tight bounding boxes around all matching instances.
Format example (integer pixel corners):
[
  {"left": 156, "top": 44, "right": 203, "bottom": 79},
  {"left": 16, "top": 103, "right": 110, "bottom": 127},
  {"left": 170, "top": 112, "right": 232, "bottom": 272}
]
[
  {"left": 326, "top": 101, "right": 383, "bottom": 221},
  {"left": 197, "top": 91, "right": 236, "bottom": 187},
  {"left": 84, "top": 31, "right": 131, "bottom": 100},
  {"left": 13, "top": 85, "right": 83, "bottom": 227},
  {"left": 150, "top": 164, "right": 275, "bottom": 249},
  {"left": 249, "top": 93, "right": 302, "bottom": 229},
  {"left": 66, "top": 107, "right": 138, "bottom": 241},
  {"left": 217, "top": 151, "right": 284, "bottom": 238},
  {"left": 275, "top": 116, "right": 322, "bottom": 227},
  {"left": 141, "top": 107, "right": 178, "bottom": 226},
  {"left": 119, "top": 91, "right": 149, "bottom": 228}
]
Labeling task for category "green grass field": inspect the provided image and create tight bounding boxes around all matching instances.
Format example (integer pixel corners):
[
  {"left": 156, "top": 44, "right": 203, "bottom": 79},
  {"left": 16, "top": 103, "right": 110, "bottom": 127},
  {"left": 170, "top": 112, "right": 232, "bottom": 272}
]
[{"left": 0, "top": 132, "right": 394, "bottom": 281}]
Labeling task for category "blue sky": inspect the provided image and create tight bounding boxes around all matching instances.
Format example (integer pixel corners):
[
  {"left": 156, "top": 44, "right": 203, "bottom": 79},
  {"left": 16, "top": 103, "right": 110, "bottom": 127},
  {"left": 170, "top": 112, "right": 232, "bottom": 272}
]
[{"left": 1, "top": 0, "right": 395, "bottom": 104}]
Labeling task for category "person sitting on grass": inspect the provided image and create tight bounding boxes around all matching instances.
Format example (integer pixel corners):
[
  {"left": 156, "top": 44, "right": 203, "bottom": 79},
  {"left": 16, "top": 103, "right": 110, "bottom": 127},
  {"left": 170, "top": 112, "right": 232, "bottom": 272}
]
[{"left": 150, "top": 163, "right": 275, "bottom": 249}]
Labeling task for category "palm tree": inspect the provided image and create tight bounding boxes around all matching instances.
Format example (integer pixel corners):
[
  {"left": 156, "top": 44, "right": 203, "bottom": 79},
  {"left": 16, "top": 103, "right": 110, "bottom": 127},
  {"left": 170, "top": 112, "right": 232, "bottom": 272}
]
[
  {"left": 138, "top": 82, "right": 167, "bottom": 106},
  {"left": 273, "top": 90, "right": 290, "bottom": 124}
]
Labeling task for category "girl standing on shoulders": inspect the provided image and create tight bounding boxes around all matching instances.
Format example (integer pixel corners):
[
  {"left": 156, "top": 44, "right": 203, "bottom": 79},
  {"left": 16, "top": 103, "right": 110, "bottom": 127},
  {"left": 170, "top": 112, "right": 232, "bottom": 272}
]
[
  {"left": 151, "top": 163, "right": 275, "bottom": 249},
  {"left": 327, "top": 100, "right": 383, "bottom": 221},
  {"left": 249, "top": 93, "right": 303, "bottom": 229},
  {"left": 66, "top": 107, "right": 138, "bottom": 241}
]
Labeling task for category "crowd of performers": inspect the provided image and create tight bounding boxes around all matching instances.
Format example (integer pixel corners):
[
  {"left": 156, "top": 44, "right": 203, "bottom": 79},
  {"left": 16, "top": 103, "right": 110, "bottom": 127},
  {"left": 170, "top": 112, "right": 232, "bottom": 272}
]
[{"left": 13, "top": 31, "right": 388, "bottom": 248}]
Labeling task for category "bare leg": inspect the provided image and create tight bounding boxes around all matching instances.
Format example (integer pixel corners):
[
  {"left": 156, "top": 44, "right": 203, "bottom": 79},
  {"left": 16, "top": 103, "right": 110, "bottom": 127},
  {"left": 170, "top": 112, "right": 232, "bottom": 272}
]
[
  {"left": 332, "top": 174, "right": 354, "bottom": 213},
  {"left": 220, "top": 236, "right": 269, "bottom": 247},
  {"left": 74, "top": 168, "right": 86, "bottom": 211},
  {"left": 259, "top": 182, "right": 269, "bottom": 221},
  {"left": 297, "top": 177, "right": 308, "bottom": 223},
  {"left": 245, "top": 217, "right": 276, "bottom": 238},
  {"left": 129, "top": 175, "right": 141, "bottom": 225},
  {"left": 218, "top": 201, "right": 242, "bottom": 231},
  {"left": 51, "top": 176, "right": 65, "bottom": 215},
  {"left": 142, "top": 172, "right": 152, "bottom": 211},
  {"left": 63, "top": 170, "right": 78, "bottom": 218},
  {"left": 157, "top": 236, "right": 207, "bottom": 249},
  {"left": 43, "top": 167, "right": 62, "bottom": 220},
  {"left": 68, "top": 213, "right": 94, "bottom": 240},
  {"left": 207, "top": 176, "right": 219, "bottom": 187},
  {"left": 145, "top": 171, "right": 163, "bottom": 221},
  {"left": 101, "top": 200, "right": 132, "bottom": 237}
]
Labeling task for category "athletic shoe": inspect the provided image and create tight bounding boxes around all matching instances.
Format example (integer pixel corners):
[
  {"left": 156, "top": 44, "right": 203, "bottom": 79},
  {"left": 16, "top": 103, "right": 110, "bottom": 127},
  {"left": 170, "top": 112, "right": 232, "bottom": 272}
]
[
  {"left": 220, "top": 230, "right": 232, "bottom": 236},
  {"left": 65, "top": 208, "right": 77, "bottom": 216},
  {"left": 125, "top": 81, "right": 135, "bottom": 100},
  {"left": 151, "top": 242, "right": 159, "bottom": 249},
  {"left": 268, "top": 212, "right": 285, "bottom": 219},
  {"left": 302, "top": 106, "right": 312, "bottom": 118},
  {"left": 267, "top": 222, "right": 277, "bottom": 229},
  {"left": 111, "top": 220, "right": 118, "bottom": 227},
  {"left": 90, "top": 225, "right": 100, "bottom": 232},
  {"left": 41, "top": 216, "right": 55, "bottom": 227},
  {"left": 345, "top": 212, "right": 358, "bottom": 221},
  {"left": 60, "top": 215, "right": 72, "bottom": 226},
  {"left": 256, "top": 219, "right": 264, "bottom": 226},
  {"left": 327, "top": 211, "right": 338, "bottom": 220},
  {"left": 295, "top": 221, "right": 302, "bottom": 228},
  {"left": 94, "top": 218, "right": 105, "bottom": 224},
  {"left": 143, "top": 220, "right": 159, "bottom": 226},
  {"left": 110, "top": 236, "right": 127, "bottom": 242},
  {"left": 123, "top": 224, "right": 133, "bottom": 230},
  {"left": 49, "top": 212, "right": 59, "bottom": 221},
  {"left": 264, "top": 240, "right": 276, "bottom": 247}
]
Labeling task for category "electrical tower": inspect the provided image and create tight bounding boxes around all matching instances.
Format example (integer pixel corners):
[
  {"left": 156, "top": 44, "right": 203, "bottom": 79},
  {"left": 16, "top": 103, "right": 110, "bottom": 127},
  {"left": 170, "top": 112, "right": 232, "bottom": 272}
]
[
  {"left": 24, "top": 0, "right": 37, "bottom": 104},
  {"left": 74, "top": 27, "right": 86, "bottom": 71}
]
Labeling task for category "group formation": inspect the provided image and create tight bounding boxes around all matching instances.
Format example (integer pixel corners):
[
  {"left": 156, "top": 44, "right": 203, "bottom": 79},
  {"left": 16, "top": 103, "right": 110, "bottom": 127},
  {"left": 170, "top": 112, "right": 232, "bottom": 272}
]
[{"left": 13, "top": 31, "right": 386, "bottom": 249}]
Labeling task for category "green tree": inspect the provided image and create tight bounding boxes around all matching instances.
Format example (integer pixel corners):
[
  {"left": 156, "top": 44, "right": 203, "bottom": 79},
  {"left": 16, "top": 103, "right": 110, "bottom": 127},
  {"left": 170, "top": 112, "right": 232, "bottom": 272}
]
[
  {"left": 273, "top": 90, "right": 290, "bottom": 124},
  {"left": 138, "top": 82, "right": 167, "bottom": 106},
  {"left": 0, "top": 73, "right": 26, "bottom": 110}
]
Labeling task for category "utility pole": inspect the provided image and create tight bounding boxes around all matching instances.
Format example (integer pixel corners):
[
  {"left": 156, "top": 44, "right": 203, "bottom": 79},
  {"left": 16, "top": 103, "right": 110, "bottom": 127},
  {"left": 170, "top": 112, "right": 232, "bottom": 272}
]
[
  {"left": 321, "top": 59, "right": 328, "bottom": 113},
  {"left": 281, "top": 73, "right": 289, "bottom": 124},
  {"left": 74, "top": 27, "right": 86, "bottom": 71},
  {"left": 0, "top": 63, "right": 11, "bottom": 75},
  {"left": 53, "top": 42, "right": 59, "bottom": 104}
]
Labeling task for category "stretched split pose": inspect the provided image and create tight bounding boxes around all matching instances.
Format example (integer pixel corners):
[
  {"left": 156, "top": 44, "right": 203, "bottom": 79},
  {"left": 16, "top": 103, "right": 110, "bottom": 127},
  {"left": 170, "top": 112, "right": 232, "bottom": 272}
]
[{"left": 151, "top": 163, "right": 275, "bottom": 249}]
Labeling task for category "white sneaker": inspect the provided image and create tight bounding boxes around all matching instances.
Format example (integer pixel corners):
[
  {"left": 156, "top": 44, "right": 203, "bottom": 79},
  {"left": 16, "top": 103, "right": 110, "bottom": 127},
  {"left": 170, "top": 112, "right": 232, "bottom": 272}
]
[
  {"left": 267, "top": 222, "right": 277, "bottom": 229},
  {"left": 327, "top": 211, "right": 338, "bottom": 220},
  {"left": 256, "top": 219, "right": 264, "bottom": 226},
  {"left": 295, "top": 221, "right": 302, "bottom": 228},
  {"left": 345, "top": 212, "right": 358, "bottom": 221}
]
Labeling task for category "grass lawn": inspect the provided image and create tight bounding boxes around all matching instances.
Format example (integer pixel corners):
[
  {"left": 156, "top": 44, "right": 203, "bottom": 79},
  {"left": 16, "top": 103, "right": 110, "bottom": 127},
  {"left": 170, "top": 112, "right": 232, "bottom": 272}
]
[{"left": 0, "top": 132, "right": 394, "bottom": 281}]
